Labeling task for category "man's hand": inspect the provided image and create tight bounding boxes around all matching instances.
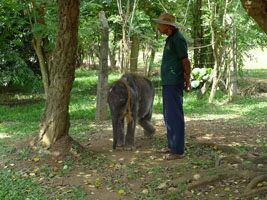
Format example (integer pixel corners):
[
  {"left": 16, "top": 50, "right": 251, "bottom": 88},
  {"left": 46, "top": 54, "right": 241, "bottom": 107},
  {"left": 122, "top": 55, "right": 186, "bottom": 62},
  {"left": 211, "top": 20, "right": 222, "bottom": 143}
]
[
  {"left": 184, "top": 73, "right": 191, "bottom": 92},
  {"left": 182, "top": 58, "right": 192, "bottom": 92}
]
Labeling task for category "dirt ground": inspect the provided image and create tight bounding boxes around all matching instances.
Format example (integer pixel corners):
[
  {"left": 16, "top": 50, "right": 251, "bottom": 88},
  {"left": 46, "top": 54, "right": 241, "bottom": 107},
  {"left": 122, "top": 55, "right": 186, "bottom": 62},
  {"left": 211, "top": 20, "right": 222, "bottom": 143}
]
[{"left": 3, "top": 108, "right": 266, "bottom": 200}]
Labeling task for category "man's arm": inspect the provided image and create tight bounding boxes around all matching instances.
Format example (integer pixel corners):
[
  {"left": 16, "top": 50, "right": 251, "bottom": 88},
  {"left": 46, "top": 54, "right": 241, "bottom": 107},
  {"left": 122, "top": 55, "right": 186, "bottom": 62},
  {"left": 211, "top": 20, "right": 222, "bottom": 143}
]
[{"left": 182, "top": 57, "right": 191, "bottom": 92}]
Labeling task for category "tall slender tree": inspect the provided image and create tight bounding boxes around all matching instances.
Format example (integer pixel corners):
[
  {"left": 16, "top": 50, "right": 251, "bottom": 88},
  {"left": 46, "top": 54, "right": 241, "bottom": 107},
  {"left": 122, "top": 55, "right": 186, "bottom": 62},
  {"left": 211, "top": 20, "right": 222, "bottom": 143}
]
[
  {"left": 95, "top": 11, "right": 109, "bottom": 121},
  {"left": 130, "top": 33, "right": 139, "bottom": 73}
]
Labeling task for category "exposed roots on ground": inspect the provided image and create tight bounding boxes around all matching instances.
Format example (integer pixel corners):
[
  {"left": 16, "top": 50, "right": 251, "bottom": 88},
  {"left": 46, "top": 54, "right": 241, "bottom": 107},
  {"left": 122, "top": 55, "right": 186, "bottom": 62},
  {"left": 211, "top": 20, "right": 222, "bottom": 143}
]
[
  {"left": 196, "top": 141, "right": 242, "bottom": 154},
  {"left": 49, "top": 135, "right": 85, "bottom": 156},
  {"left": 239, "top": 186, "right": 267, "bottom": 199},
  {"left": 186, "top": 141, "right": 267, "bottom": 198},
  {"left": 240, "top": 82, "right": 267, "bottom": 96},
  {"left": 246, "top": 175, "right": 267, "bottom": 192},
  {"left": 251, "top": 154, "right": 267, "bottom": 164},
  {"left": 30, "top": 135, "right": 85, "bottom": 158}
]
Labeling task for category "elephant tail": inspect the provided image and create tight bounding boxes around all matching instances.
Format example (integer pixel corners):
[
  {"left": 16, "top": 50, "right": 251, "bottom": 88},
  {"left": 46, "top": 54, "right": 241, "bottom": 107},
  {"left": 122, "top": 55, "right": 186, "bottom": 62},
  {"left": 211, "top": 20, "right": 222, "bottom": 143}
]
[{"left": 117, "top": 79, "right": 133, "bottom": 125}]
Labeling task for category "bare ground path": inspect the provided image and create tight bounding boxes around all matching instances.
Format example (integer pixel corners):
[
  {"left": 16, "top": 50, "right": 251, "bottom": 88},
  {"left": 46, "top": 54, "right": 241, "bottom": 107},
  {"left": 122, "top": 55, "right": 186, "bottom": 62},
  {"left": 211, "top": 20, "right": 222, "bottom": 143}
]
[{"left": 3, "top": 111, "right": 266, "bottom": 199}]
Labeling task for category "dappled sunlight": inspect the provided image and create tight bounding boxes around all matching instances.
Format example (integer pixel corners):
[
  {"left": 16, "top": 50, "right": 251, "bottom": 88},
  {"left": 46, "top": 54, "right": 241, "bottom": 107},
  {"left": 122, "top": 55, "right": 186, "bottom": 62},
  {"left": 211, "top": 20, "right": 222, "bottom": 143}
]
[
  {"left": 185, "top": 114, "right": 241, "bottom": 122},
  {"left": 0, "top": 133, "right": 10, "bottom": 139}
]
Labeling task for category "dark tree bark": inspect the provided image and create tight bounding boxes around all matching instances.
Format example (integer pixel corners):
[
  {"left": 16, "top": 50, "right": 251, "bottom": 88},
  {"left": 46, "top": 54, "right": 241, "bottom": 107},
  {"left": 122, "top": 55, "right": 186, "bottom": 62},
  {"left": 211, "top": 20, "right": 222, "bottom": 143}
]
[
  {"left": 130, "top": 33, "right": 139, "bottom": 73},
  {"left": 95, "top": 11, "right": 109, "bottom": 121},
  {"left": 147, "top": 27, "right": 159, "bottom": 77},
  {"left": 240, "top": 0, "right": 267, "bottom": 34},
  {"left": 38, "top": 0, "right": 80, "bottom": 146},
  {"left": 192, "top": 0, "right": 205, "bottom": 69}
]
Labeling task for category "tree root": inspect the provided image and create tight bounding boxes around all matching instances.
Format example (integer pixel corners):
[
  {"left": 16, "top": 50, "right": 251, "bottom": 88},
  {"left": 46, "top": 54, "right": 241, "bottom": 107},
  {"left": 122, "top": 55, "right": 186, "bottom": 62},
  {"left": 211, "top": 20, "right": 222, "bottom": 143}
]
[
  {"left": 245, "top": 175, "right": 267, "bottom": 192},
  {"left": 239, "top": 186, "right": 267, "bottom": 199},
  {"left": 49, "top": 135, "right": 85, "bottom": 156},
  {"left": 187, "top": 141, "right": 267, "bottom": 197},
  {"left": 186, "top": 167, "right": 267, "bottom": 193},
  {"left": 187, "top": 174, "right": 225, "bottom": 191},
  {"left": 250, "top": 154, "right": 267, "bottom": 164},
  {"left": 215, "top": 155, "right": 243, "bottom": 167},
  {"left": 196, "top": 141, "right": 242, "bottom": 154}
]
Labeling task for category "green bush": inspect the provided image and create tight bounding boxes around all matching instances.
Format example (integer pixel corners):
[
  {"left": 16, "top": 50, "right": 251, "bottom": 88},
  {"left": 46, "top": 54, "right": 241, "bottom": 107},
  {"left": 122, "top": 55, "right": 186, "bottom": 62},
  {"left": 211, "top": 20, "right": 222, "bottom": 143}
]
[{"left": 190, "top": 67, "right": 212, "bottom": 88}]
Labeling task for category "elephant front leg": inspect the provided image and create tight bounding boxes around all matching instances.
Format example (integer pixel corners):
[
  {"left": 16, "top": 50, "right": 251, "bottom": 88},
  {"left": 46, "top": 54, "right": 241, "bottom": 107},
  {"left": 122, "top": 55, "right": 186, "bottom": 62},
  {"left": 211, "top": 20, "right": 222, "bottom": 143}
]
[
  {"left": 124, "top": 117, "right": 137, "bottom": 150},
  {"left": 117, "top": 118, "right": 125, "bottom": 148}
]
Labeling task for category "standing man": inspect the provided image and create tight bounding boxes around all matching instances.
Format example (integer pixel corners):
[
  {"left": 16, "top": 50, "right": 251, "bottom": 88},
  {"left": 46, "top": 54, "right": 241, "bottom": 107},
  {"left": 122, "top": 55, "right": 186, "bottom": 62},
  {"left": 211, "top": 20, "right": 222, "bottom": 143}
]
[{"left": 153, "top": 13, "right": 191, "bottom": 160}]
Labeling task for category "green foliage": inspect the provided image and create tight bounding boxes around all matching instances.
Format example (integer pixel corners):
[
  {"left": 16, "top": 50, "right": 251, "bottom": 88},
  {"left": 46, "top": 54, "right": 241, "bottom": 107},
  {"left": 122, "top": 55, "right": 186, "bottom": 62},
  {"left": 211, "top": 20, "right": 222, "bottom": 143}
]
[
  {"left": 0, "top": 0, "right": 42, "bottom": 88},
  {"left": 190, "top": 67, "right": 212, "bottom": 88}
]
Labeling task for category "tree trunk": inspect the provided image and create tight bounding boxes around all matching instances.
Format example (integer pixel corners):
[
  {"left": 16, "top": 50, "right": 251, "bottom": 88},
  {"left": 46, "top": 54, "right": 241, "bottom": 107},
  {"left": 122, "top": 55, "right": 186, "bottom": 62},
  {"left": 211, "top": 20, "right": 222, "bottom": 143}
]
[
  {"left": 117, "top": 0, "right": 139, "bottom": 73},
  {"left": 38, "top": 0, "right": 80, "bottom": 146},
  {"left": 208, "top": 72, "right": 220, "bottom": 104},
  {"left": 31, "top": 2, "right": 51, "bottom": 98},
  {"left": 95, "top": 11, "right": 109, "bottom": 121},
  {"left": 109, "top": 31, "right": 117, "bottom": 70},
  {"left": 121, "top": 23, "right": 127, "bottom": 72},
  {"left": 192, "top": 0, "right": 202, "bottom": 68},
  {"left": 228, "top": 25, "right": 238, "bottom": 101},
  {"left": 130, "top": 33, "right": 139, "bottom": 73},
  {"left": 240, "top": 0, "right": 267, "bottom": 34},
  {"left": 147, "top": 28, "right": 158, "bottom": 77},
  {"left": 208, "top": 0, "right": 229, "bottom": 104},
  {"left": 32, "top": 37, "right": 49, "bottom": 97},
  {"left": 118, "top": 40, "right": 123, "bottom": 72},
  {"left": 109, "top": 48, "right": 116, "bottom": 70},
  {"left": 147, "top": 48, "right": 155, "bottom": 77}
]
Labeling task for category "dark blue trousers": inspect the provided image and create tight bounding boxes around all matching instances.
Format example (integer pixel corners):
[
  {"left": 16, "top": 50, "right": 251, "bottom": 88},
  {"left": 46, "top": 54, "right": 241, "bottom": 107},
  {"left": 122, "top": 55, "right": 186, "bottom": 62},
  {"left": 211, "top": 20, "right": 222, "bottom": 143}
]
[{"left": 163, "top": 84, "right": 185, "bottom": 154}]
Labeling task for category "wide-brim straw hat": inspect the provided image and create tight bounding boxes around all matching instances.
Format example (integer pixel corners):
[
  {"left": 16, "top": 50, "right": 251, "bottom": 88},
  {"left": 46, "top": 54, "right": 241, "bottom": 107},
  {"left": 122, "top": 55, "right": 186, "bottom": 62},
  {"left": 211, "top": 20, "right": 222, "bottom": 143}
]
[{"left": 152, "top": 13, "right": 179, "bottom": 28}]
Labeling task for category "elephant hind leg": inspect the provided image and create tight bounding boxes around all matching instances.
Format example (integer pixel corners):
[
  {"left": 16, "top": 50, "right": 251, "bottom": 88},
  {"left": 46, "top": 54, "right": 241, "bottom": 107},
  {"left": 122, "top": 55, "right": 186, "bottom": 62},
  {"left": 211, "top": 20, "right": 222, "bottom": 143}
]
[{"left": 139, "top": 117, "right": 155, "bottom": 138}]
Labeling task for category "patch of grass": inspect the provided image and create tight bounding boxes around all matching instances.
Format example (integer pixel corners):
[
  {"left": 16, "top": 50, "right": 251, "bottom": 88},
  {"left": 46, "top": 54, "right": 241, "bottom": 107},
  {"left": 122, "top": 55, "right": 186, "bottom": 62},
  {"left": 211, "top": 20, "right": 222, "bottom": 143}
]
[
  {"left": 240, "top": 68, "right": 267, "bottom": 79},
  {"left": 0, "top": 169, "right": 51, "bottom": 200},
  {"left": 0, "top": 104, "right": 44, "bottom": 123}
]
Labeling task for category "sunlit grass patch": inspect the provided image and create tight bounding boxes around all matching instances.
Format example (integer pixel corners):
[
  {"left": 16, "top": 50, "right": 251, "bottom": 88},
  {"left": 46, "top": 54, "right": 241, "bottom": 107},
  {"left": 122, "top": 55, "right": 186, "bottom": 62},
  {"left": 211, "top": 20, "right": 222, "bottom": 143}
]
[
  {"left": 0, "top": 169, "right": 51, "bottom": 200},
  {"left": 0, "top": 122, "right": 39, "bottom": 139},
  {"left": 0, "top": 103, "right": 44, "bottom": 123},
  {"left": 240, "top": 68, "right": 267, "bottom": 79}
]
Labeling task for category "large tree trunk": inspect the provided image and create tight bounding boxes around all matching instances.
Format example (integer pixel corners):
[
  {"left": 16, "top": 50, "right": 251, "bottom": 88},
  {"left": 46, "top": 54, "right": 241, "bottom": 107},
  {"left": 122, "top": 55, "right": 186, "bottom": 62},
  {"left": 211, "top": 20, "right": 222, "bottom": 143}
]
[
  {"left": 38, "top": 0, "right": 80, "bottom": 146},
  {"left": 95, "top": 11, "right": 109, "bottom": 121},
  {"left": 240, "top": 0, "right": 267, "bottom": 34},
  {"left": 130, "top": 33, "right": 139, "bottom": 73}
]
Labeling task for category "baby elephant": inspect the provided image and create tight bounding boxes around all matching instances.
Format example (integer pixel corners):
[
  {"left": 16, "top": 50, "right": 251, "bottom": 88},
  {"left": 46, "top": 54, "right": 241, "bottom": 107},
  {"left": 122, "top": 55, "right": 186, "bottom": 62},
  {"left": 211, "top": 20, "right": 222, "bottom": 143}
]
[{"left": 108, "top": 73, "right": 156, "bottom": 150}]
